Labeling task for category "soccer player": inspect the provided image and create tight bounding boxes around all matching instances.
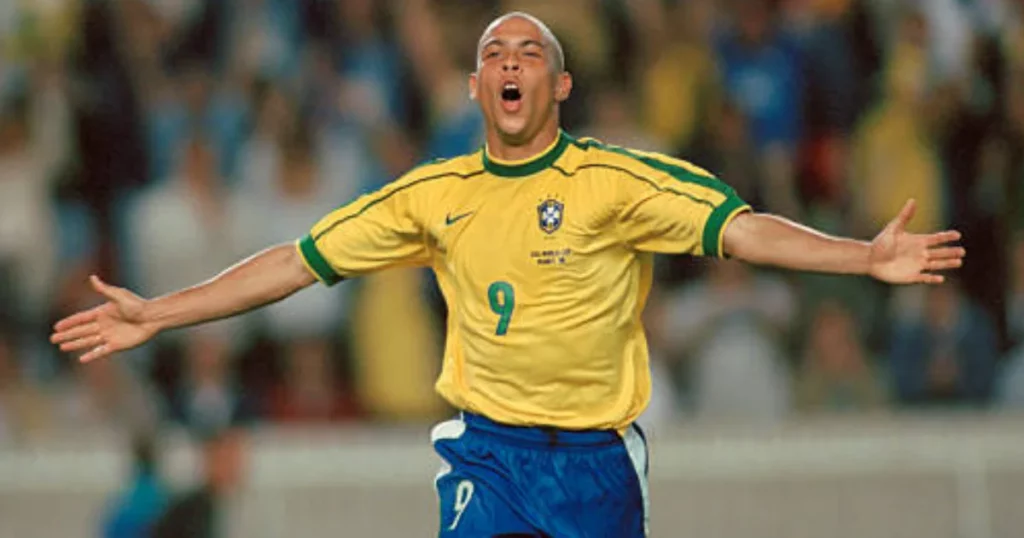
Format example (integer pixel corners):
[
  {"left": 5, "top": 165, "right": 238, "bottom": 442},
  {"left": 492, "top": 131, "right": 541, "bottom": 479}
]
[{"left": 52, "top": 12, "right": 965, "bottom": 538}]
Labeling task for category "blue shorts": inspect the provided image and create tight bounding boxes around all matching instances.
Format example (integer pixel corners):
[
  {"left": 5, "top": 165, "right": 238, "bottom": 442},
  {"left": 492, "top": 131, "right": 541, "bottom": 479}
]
[{"left": 431, "top": 412, "right": 649, "bottom": 537}]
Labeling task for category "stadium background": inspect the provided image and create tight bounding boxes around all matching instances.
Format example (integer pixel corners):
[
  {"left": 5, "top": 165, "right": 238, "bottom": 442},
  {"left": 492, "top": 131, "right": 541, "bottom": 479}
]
[{"left": 1, "top": 0, "right": 1024, "bottom": 536}]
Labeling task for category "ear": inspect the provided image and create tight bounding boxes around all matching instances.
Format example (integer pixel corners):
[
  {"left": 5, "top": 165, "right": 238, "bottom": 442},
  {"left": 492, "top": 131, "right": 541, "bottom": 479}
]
[
  {"left": 554, "top": 71, "right": 573, "bottom": 103},
  {"left": 468, "top": 72, "right": 478, "bottom": 101}
]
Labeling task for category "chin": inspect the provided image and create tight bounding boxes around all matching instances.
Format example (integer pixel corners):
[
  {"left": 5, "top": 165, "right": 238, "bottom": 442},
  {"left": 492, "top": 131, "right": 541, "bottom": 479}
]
[{"left": 495, "top": 119, "right": 531, "bottom": 144}]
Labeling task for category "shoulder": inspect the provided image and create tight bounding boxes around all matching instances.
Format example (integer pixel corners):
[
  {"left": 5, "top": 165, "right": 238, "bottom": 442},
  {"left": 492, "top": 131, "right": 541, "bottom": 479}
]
[
  {"left": 396, "top": 151, "right": 485, "bottom": 186},
  {"left": 353, "top": 151, "right": 484, "bottom": 206},
  {"left": 565, "top": 134, "right": 720, "bottom": 185}
]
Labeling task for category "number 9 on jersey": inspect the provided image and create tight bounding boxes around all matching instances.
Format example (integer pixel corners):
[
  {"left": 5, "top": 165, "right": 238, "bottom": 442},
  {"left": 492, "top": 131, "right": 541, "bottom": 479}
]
[{"left": 487, "top": 281, "right": 515, "bottom": 336}]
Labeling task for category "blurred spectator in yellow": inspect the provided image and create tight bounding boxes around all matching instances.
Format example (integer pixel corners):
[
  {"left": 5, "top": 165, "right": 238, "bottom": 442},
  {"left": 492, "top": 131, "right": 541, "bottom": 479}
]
[
  {"left": 795, "top": 300, "right": 886, "bottom": 414},
  {"left": 850, "top": 9, "right": 942, "bottom": 236},
  {"left": 628, "top": 0, "right": 719, "bottom": 153},
  {"left": 0, "top": 0, "right": 79, "bottom": 63}
]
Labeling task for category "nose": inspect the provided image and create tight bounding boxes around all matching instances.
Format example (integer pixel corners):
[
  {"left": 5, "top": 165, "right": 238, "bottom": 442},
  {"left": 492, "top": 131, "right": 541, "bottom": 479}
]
[{"left": 502, "top": 53, "right": 520, "bottom": 72}]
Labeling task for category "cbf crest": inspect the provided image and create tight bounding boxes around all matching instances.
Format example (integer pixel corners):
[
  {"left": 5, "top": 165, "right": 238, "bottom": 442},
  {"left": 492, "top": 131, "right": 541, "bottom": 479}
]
[{"left": 537, "top": 198, "right": 564, "bottom": 234}]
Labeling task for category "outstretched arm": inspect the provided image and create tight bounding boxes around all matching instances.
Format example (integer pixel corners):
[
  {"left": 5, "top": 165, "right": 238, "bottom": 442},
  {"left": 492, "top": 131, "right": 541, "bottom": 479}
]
[
  {"left": 722, "top": 199, "right": 965, "bottom": 284},
  {"left": 51, "top": 243, "right": 317, "bottom": 363}
]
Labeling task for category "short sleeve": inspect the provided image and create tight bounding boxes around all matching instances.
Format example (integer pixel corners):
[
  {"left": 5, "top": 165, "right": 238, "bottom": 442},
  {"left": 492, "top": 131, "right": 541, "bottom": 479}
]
[
  {"left": 296, "top": 178, "right": 432, "bottom": 286},
  {"left": 616, "top": 151, "right": 750, "bottom": 257}
]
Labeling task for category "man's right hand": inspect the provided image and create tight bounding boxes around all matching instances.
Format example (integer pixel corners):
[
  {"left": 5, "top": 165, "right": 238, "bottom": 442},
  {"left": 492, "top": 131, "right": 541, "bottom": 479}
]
[{"left": 50, "top": 275, "right": 160, "bottom": 363}]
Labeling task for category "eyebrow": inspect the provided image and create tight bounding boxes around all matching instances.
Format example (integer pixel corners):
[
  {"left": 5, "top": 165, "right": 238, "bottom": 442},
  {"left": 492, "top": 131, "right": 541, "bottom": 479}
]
[{"left": 481, "top": 38, "right": 547, "bottom": 51}]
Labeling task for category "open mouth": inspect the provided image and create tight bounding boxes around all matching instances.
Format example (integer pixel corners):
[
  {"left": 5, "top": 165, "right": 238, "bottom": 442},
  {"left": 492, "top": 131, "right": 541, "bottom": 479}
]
[{"left": 500, "top": 82, "right": 522, "bottom": 112}]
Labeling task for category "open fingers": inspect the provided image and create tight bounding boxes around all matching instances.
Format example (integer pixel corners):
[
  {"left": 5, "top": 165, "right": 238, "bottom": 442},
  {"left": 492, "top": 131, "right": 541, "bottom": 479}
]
[
  {"left": 60, "top": 335, "right": 105, "bottom": 353},
  {"left": 53, "top": 309, "right": 99, "bottom": 333},
  {"left": 918, "top": 273, "right": 945, "bottom": 285},
  {"left": 927, "top": 258, "right": 963, "bottom": 271},
  {"left": 928, "top": 247, "right": 966, "bottom": 261},
  {"left": 926, "top": 230, "right": 962, "bottom": 247},
  {"left": 80, "top": 344, "right": 112, "bottom": 363},
  {"left": 51, "top": 322, "right": 99, "bottom": 344},
  {"left": 894, "top": 199, "right": 917, "bottom": 229}
]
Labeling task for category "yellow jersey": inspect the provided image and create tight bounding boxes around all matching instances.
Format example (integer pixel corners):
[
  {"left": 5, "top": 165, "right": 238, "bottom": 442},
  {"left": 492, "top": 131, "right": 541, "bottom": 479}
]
[{"left": 297, "top": 130, "right": 750, "bottom": 430}]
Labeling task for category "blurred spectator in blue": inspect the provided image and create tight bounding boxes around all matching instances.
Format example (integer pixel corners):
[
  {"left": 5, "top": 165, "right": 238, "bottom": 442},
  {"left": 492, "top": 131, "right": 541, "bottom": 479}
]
[
  {"left": 999, "top": 234, "right": 1024, "bottom": 408},
  {"left": 889, "top": 281, "right": 998, "bottom": 407},
  {"left": 144, "top": 64, "right": 249, "bottom": 184},
  {"left": 152, "top": 428, "right": 246, "bottom": 538},
  {"left": 715, "top": 0, "right": 803, "bottom": 218},
  {"left": 795, "top": 300, "right": 886, "bottom": 414},
  {"left": 652, "top": 259, "right": 795, "bottom": 423},
  {"left": 327, "top": 0, "right": 406, "bottom": 127},
  {"left": 224, "top": 0, "right": 303, "bottom": 82},
  {"left": 715, "top": 0, "right": 802, "bottom": 155},
  {"left": 397, "top": 0, "right": 485, "bottom": 158},
  {"left": 100, "top": 433, "right": 170, "bottom": 538}
]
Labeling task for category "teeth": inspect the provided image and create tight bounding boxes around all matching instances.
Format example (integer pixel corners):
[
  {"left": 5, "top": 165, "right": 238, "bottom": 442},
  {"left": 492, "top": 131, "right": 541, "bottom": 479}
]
[{"left": 503, "top": 82, "right": 519, "bottom": 90}]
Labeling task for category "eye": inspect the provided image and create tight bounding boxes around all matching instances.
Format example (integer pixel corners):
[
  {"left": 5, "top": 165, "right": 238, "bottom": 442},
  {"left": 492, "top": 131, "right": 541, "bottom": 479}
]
[
  {"left": 484, "top": 51, "right": 500, "bottom": 59},
  {"left": 524, "top": 51, "right": 542, "bottom": 58}
]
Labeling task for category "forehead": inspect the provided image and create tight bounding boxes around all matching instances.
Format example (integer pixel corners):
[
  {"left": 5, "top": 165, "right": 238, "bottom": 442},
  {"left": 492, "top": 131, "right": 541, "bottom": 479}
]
[{"left": 479, "top": 16, "right": 546, "bottom": 46}]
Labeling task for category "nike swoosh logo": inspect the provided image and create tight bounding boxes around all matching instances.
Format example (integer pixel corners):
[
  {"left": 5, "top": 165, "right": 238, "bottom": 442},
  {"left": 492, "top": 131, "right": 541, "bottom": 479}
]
[{"left": 445, "top": 211, "right": 474, "bottom": 226}]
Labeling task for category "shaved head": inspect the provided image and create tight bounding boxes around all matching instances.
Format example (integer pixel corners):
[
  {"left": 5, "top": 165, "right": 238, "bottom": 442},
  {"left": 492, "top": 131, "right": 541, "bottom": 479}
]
[{"left": 477, "top": 12, "right": 565, "bottom": 73}]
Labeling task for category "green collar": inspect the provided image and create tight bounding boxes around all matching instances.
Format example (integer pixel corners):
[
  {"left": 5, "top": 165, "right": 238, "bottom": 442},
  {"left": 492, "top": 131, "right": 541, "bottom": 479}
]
[{"left": 482, "top": 131, "right": 570, "bottom": 178}]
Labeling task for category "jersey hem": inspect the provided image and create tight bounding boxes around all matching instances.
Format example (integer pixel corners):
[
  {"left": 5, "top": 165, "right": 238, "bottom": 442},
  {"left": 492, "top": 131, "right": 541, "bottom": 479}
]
[
  {"left": 297, "top": 234, "right": 342, "bottom": 286},
  {"left": 703, "top": 197, "right": 751, "bottom": 258}
]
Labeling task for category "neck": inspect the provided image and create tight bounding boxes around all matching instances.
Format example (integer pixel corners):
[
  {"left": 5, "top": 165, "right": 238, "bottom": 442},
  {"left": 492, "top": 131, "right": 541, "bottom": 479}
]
[{"left": 486, "top": 121, "right": 560, "bottom": 162}]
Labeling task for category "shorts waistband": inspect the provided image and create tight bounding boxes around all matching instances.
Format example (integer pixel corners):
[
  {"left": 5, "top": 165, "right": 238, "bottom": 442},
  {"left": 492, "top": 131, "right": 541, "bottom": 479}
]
[{"left": 460, "top": 411, "right": 622, "bottom": 448}]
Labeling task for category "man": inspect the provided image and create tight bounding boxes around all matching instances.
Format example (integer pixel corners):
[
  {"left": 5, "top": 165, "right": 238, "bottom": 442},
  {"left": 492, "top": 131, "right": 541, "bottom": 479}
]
[
  {"left": 150, "top": 428, "right": 245, "bottom": 538},
  {"left": 52, "top": 12, "right": 965, "bottom": 537}
]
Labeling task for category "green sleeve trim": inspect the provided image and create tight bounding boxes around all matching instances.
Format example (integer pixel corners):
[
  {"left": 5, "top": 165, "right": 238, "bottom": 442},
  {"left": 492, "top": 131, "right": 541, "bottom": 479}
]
[
  {"left": 702, "top": 196, "right": 751, "bottom": 258},
  {"left": 297, "top": 234, "right": 342, "bottom": 286}
]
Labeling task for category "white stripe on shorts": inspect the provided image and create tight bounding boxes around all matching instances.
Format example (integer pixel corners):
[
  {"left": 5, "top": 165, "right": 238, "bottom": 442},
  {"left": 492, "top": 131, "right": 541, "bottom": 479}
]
[
  {"left": 431, "top": 416, "right": 467, "bottom": 492},
  {"left": 623, "top": 425, "right": 650, "bottom": 537}
]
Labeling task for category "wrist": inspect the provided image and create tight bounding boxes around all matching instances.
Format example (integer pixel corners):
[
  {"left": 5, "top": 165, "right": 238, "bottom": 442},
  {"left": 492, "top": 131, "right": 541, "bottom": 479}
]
[
  {"left": 858, "top": 240, "right": 875, "bottom": 276},
  {"left": 139, "top": 298, "right": 167, "bottom": 335}
]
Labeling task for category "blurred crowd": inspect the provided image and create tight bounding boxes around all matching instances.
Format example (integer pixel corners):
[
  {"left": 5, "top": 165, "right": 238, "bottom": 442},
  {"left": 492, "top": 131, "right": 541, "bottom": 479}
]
[{"left": 1, "top": 0, "right": 1024, "bottom": 445}]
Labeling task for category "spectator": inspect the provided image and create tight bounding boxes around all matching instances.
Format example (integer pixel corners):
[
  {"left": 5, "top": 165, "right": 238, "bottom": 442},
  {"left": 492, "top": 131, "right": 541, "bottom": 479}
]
[
  {"left": 715, "top": 0, "right": 803, "bottom": 155},
  {"left": 630, "top": 0, "right": 720, "bottom": 153},
  {"left": 100, "top": 434, "right": 171, "bottom": 538},
  {"left": 889, "top": 281, "right": 999, "bottom": 407},
  {"left": 580, "top": 79, "right": 664, "bottom": 152},
  {"left": 850, "top": 8, "right": 943, "bottom": 236},
  {"left": 0, "top": 95, "right": 60, "bottom": 328},
  {"left": 653, "top": 259, "right": 795, "bottom": 422},
  {"left": 795, "top": 300, "right": 886, "bottom": 414},
  {"left": 152, "top": 428, "right": 247, "bottom": 538},
  {"left": 243, "top": 129, "right": 361, "bottom": 423}
]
